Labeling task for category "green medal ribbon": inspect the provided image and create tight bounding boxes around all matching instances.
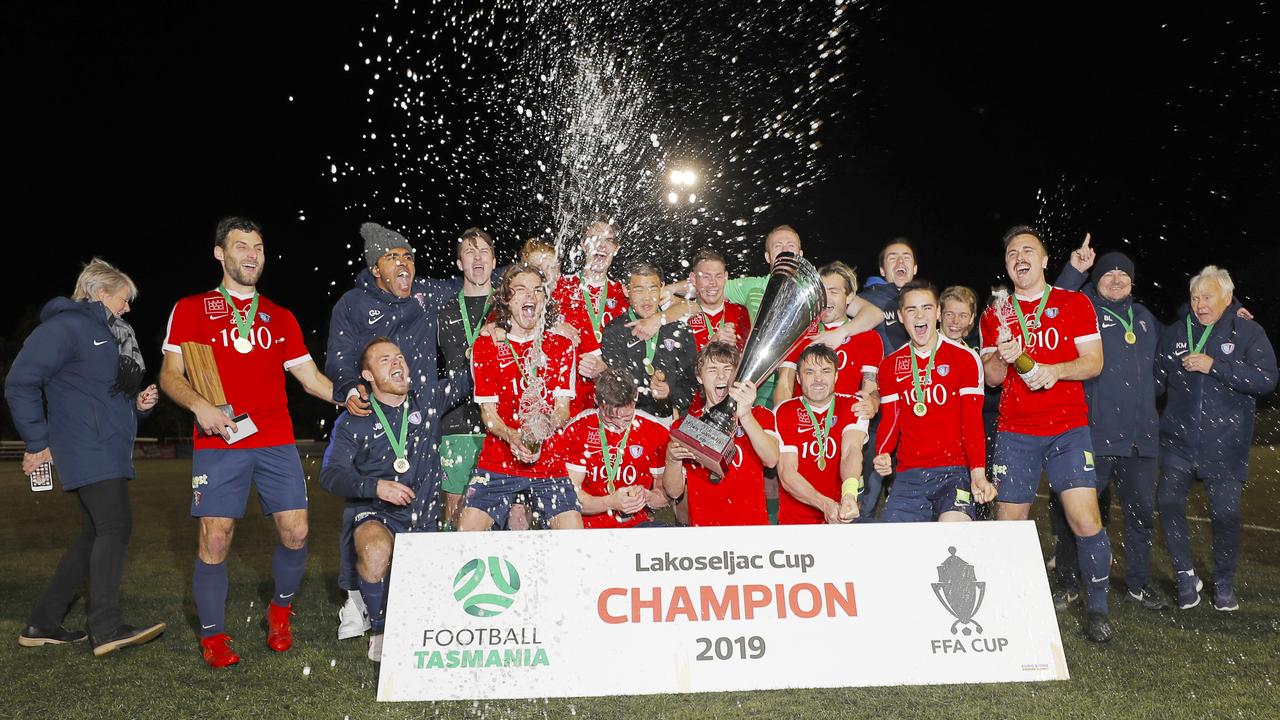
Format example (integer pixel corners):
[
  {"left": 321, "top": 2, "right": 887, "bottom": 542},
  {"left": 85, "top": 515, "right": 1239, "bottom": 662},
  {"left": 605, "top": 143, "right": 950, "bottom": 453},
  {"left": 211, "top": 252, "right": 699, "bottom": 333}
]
[
  {"left": 597, "top": 416, "right": 633, "bottom": 495},
  {"left": 1011, "top": 286, "right": 1051, "bottom": 344},
  {"left": 582, "top": 283, "right": 607, "bottom": 339},
  {"left": 1099, "top": 306, "right": 1135, "bottom": 342},
  {"left": 458, "top": 288, "right": 492, "bottom": 349},
  {"left": 910, "top": 340, "right": 939, "bottom": 406},
  {"left": 628, "top": 309, "right": 657, "bottom": 371},
  {"left": 699, "top": 304, "right": 724, "bottom": 337},
  {"left": 218, "top": 284, "right": 260, "bottom": 343},
  {"left": 502, "top": 337, "right": 539, "bottom": 383},
  {"left": 800, "top": 398, "right": 835, "bottom": 471},
  {"left": 369, "top": 397, "right": 411, "bottom": 471},
  {"left": 1185, "top": 315, "right": 1215, "bottom": 355}
]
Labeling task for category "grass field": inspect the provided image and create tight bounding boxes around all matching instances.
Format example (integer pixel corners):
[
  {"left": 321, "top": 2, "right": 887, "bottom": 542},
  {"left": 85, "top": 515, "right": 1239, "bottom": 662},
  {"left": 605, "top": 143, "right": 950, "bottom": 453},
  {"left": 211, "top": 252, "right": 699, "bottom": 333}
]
[{"left": 2, "top": 452, "right": 1278, "bottom": 720}]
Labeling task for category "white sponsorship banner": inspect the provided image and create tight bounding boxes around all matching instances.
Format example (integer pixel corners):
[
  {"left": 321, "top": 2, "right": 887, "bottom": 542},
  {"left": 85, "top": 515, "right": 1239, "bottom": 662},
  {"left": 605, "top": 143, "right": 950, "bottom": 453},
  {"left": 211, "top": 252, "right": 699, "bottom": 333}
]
[{"left": 378, "top": 521, "right": 1068, "bottom": 701}]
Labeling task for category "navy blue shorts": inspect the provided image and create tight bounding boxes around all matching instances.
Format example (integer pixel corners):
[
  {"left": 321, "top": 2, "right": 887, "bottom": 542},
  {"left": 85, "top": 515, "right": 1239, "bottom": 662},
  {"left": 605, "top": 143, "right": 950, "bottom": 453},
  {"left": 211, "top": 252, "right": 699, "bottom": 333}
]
[
  {"left": 990, "top": 426, "right": 1096, "bottom": 505},
  {"left": 881, "top": 466, "right": 976, "bottom": 522},
  {"left": 353, "top": 508, "right": 411, "bottom": 535},
  {"left": 190, "top": 445, "right": 307, "bottom": 518},
  {"left": 464, "top": 471, "right": 580, "bottom": 527}
]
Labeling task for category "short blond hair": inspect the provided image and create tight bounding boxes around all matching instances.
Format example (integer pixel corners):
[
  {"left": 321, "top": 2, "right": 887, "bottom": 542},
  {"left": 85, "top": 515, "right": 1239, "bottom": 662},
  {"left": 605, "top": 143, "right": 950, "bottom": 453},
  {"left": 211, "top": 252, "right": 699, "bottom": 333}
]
[
  {"left": 939, "top": 285, "right": 978, "bottom": 317},
  {"left": 1189, "top": 265, "right": 1234, "bottom": 297},
  {"left": 72, "top": 258, "right": 137, "bottom": 302}
]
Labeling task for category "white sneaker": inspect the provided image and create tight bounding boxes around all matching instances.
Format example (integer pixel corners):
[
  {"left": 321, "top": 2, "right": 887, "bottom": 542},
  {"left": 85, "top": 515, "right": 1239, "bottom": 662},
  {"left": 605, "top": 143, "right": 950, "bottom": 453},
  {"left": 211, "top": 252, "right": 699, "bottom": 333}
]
[
  {"left": 337, "top": 591, "right": 371, "bottom": 640},
  {"left": 367, "top": 632, "right": 384, "bottom": 662}
]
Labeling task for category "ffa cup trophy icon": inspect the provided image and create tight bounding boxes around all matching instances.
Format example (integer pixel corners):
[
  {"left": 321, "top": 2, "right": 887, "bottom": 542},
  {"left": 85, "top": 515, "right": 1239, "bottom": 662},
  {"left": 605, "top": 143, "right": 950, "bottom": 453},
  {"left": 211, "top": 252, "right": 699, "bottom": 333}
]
[
  {"left": 670, "top": 252, "right": 824, "bottom": 476},
  {"left": 932, "top": 546, "right": 986, "bottom": 636}
]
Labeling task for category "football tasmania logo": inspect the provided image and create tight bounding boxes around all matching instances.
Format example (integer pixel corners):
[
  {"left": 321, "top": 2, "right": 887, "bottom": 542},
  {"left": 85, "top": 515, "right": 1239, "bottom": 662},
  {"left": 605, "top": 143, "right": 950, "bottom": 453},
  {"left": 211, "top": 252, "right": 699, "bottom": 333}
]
[{"left": 453, "top": 556, "right": 522, "bottom": 617}]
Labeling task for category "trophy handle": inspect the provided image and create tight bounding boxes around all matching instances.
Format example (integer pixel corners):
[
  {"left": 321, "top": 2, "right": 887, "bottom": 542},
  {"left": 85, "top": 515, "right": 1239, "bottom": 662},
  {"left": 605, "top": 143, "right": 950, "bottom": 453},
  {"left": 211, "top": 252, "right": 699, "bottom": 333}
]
[{"left": 931, "top": 583, "right": 957, "bottom": 621}]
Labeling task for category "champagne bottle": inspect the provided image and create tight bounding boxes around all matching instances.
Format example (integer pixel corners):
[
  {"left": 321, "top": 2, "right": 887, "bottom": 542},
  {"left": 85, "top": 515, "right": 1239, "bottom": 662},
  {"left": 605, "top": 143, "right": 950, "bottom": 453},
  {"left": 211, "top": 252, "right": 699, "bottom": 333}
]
[{"left": 653, "top": 369, "right": 673, "bottom": 418}]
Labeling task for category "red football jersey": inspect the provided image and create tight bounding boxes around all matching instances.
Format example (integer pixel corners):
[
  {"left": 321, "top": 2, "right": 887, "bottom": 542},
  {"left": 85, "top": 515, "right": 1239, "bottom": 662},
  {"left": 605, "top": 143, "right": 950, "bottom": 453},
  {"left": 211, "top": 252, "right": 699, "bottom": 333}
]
[
  {"left": 979, "top": 287, "right": 1099, "bottom": 435},
  {"left": 162, "top": 289, "right": 311, "bottom": 450},
  {"left": 563, "top": 410, "right": 670, "bottom": 529},
  {"left": 775, "top": 394, "right": 869, "bottom": 525},
  {"left": 552, "top": 275, "right": 627, "bottom": 416},
  {"left": 471, "top": 331, "right": 577, "bottom": 478},
  {"left": 779, "top": 321, "right": 884, "bottom": 398},
  {"left": 683, "top": 405, "right": 778, "bottom": 527},
  {"left": 686, "top": 302, "right": 751, "bottom": 352},
  {"left": 876, "top": 337, "right": 986, "bottom": 472}
]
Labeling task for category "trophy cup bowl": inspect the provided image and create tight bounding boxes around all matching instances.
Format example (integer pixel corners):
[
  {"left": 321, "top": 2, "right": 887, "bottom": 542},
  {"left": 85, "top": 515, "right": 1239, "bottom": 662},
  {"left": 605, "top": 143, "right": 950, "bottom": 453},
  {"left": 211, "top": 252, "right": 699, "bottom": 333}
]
[{"left": 670, "top": 252, "right": 824, "bottom": 476}]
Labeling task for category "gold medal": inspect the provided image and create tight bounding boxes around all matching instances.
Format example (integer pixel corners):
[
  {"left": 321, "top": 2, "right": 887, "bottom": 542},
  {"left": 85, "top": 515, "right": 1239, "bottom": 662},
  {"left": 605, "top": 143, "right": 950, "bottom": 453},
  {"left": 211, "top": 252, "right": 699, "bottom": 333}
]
[
  {"left": 393, "top": 457, "right": 410, "bottom": 474},
  {"left": 913, "top": 401, "right": 928, "bottom": 417},
  {"left": 1124, "top": 331, "right": 1136, "bottom": 345},
  {"left": 594, "top": 329, "right": 603, "bottom": 342},
  {"left": 233, "top": 336, "right": 253, "bottom": 354},
  {"left": 465, "top": 346, "right": 473, "bottom": 360}
]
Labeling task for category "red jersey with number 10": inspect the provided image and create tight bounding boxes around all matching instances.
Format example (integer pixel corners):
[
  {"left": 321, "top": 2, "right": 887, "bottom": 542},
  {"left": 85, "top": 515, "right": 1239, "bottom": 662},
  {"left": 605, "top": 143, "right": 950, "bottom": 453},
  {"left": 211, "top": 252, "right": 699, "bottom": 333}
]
[
  {"left": 774, "top": 394, "right": 869, "bottom": 525},
  {"left": 876, "top": 337, "right": 986, "bottom": 471},
  {"left": 979, "top": 287, "right": 1099, "bottom": 436},
  {"left": 471, "top": 332, "right": 577, "bottom": 478},
  {"left": 162, "top": 289, "right": 311, "bottom": 450},
  {"left": 562, "top": 410, "right": 670, "bottom": 529}
]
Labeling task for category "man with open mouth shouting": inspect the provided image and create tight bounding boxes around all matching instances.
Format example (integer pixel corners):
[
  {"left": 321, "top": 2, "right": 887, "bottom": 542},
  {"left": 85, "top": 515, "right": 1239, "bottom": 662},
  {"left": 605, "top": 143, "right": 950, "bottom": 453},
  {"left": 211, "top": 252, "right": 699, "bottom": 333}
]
[{"left": 460, "top": 265, "right": 582, "bottom": 532}]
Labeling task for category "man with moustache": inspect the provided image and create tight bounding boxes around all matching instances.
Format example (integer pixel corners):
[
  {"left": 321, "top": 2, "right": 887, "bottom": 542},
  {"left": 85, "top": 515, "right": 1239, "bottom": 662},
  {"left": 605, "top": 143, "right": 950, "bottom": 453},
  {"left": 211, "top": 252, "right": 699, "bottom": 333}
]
[
  {"left": 874, "top": 281, "right": 996, "bottom": 523},
  {"left": 663, "top": 342, "right": 780, "bottom": 527},
  {"left": 160, "top": 217, "right": 337, "bottom": 667},
  {"left": 1156, "top": 265, "right": 1276, "bottom": 611},
  {"left": 325, "top": 222, "right": 468, "bottom": 640},
  {"left": 460, "top": 265, "right": 583, "bottom": 531},
  {"left": 979, "top": 225, "right": 1112, "bottom": 643},
  {"left": 774, "top": 262, "right": 883, "bottom": 514},
  {"left": 1046, "top": 239, "right": 1167, "bottom": 611},
  {"left": 774, "top": 345, "right": 869, "bottom": 525},
  {"left": 319, "top": 338, "right": 434, "bottom": 661}
]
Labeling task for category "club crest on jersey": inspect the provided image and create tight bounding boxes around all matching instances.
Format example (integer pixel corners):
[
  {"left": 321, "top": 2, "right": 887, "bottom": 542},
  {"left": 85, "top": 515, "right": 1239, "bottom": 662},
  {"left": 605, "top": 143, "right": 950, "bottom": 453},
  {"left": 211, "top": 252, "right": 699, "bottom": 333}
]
[
  {"left": 203, "top": 296, "right": 228, "bottom": 318},
  {"left": 258, "top": 312, "right": 271, "bottom": 323},
  {"left": 795, "top": 407, "right": 813, "bottom": 426},
  {"left": 629, "top": 444, "right": 643, "bottom": 458},
  {"left": 1221, "top": 342, "right": 1235, "bottom": 355},
  {"left": 414, "top": 292, "right": 427, "bottom": 309},
  {"left": 1044, "top": 307, "right": 1059, "bottom": 319},
  {"left": 607, "top": 298, "right": 617, "bottom": 310},
  {"left": 735, "top": 425, "right": 746, "bottom": 438},
  {"left": 1138, "top": 320, "right": 1149, "bottom": 333},
  {"left": 894, "top": 356, "right": 911, "bottom": 374},
  {"left": 408, "top": 411, "right": 422, "bottom": 425},
  {"left": 937, "top": 364, "right": 950, "bottom": 377},
  {"left": 663, "top": 338, "right": 678, "bottom": 351}
]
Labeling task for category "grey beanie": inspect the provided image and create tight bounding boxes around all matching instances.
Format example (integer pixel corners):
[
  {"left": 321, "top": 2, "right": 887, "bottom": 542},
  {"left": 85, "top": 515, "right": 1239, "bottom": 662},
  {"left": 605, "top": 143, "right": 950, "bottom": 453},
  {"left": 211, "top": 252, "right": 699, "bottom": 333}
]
[{"left": 361, "top": 222, "right": 413, "bottom": 268}]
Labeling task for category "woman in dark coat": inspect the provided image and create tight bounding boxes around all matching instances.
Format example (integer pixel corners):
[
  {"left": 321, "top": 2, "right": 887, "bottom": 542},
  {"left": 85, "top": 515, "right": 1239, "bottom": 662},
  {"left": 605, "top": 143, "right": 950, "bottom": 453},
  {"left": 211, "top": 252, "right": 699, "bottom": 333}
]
[{"left": 5, "top": 258, "right": 166, "bottom": 656}]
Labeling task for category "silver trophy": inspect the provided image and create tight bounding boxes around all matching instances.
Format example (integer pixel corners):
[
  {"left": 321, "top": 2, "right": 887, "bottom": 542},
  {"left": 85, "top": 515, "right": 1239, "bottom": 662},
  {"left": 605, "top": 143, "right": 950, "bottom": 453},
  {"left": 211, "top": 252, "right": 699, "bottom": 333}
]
[
  {"left": 670, "top": 252, "right": 824, "bottom": 475},
  {"left": 516, "top": 339, "right": 555, "bottom": 457}
]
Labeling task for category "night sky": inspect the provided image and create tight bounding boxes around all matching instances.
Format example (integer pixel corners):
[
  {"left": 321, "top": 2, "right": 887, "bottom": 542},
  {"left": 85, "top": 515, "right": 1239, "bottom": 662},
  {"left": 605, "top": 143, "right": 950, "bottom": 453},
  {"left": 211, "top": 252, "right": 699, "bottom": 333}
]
[{"left": 4, "top": 1, "right": 1277, "bottom": 438}]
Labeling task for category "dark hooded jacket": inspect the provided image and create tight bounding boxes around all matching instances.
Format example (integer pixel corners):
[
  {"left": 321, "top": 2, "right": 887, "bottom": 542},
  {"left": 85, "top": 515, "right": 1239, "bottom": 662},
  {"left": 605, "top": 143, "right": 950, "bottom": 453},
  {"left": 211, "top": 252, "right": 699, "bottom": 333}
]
[{"left": 5, "top": 298, "right": 145, "bottom": 490}]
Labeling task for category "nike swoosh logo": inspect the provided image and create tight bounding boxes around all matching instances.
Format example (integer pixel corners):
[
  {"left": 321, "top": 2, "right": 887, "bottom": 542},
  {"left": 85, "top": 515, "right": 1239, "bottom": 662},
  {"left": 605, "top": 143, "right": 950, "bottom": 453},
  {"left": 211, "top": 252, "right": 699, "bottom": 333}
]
[
  {"left": 279, "top": 592, "right": 295, "bottom": 599},
  {"left": 1101, "top": 323, "right": 1116, "bottom": 329},
  {"left": 627, "top": 339, "right": 644, "bottom": 348},
  {"left": 373, "top": 431, "right": 385, "bottom": 439},
  {"left": 367, "top": 317, "right": 382, "bottom": 325},
  {"left": 93, "top": 340, "right": 109, "bottom": 346},
  {"left": 1090, "top": 576, "right": 1108, "bottom": 584},
  {"left": 202, "top": 623, "right": 216, "bottom": 630}
]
